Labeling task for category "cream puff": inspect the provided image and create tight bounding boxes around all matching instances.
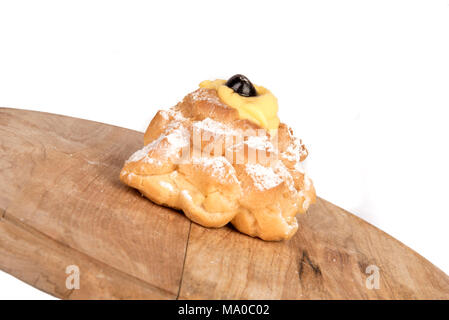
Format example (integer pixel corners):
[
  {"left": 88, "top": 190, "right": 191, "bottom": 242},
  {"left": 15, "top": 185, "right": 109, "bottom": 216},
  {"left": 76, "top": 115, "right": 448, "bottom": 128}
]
[{"left": 120, "top": 74, "right": 315, "bottom": 240}]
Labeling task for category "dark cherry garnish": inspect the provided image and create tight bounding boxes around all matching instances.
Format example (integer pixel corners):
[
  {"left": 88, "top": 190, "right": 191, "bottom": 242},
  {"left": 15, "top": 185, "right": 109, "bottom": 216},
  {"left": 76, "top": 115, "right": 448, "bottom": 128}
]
[{"left": 225, "top": 74, "right": 257, "bottom": 97}]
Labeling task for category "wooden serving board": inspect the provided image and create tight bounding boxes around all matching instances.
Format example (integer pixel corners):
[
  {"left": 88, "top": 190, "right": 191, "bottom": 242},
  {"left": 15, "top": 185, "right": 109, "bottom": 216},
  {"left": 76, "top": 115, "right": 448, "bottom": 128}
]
[{"left": 0, "top": 107, "right": 448, "bottom": 300}]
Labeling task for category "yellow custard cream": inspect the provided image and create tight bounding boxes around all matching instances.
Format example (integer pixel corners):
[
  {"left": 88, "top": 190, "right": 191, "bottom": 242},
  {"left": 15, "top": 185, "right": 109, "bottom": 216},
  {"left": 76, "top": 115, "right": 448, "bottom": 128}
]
[{"left": 199, "top": 79, "right": 280, "bottom": 131}]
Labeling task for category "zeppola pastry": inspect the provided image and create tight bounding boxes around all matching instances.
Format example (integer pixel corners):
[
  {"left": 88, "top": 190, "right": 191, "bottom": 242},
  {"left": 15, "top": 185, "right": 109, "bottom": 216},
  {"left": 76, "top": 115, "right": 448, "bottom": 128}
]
[{"left": 120, "top": 74, "right": 316, "bottom": 240}]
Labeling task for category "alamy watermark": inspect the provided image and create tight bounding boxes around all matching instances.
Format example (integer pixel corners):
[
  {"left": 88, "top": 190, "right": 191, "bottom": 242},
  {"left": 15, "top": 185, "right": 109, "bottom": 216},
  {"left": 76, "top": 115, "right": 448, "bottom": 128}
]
[
  {"left": 65, "top": 265, "right": 80, "bottom": 290},
  {"left": 365, "top": 265, "right": 380, "bottom": 290},
  {"left": 174, "top": 127, "right": 279, "bottom": 165}
]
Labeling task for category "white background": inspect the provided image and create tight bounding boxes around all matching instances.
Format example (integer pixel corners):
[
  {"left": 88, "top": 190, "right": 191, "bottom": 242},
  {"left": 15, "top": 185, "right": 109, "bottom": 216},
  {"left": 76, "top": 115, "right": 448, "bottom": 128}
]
[{"left": 1, "top": 0, "right": 448, "bottom": 299}]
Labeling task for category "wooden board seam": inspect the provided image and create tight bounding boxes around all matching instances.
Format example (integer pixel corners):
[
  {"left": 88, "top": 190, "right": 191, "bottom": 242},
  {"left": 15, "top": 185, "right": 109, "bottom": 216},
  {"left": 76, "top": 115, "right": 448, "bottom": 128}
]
[{"left": 176, "top": 221, "right": 192, "bottom": 300}]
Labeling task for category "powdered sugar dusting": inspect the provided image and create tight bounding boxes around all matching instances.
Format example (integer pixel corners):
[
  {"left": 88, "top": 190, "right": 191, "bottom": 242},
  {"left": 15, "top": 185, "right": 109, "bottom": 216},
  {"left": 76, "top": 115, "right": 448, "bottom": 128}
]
[
  {"left": 245, "top": 163, "right": 283, "bottom": 191},
  {"left": 126, "top": 143, "right": 155, "bottom": 164},
  {"left": 166, "top": 126, "right": 190, "bottom": 149},
  {"left": 192, "top": 156, "right": 238, "bottom": 183},
  {"left": 164, "top": 108, "right": 186, "bottom": 122},
  {"left": 282, "top": 130, "right": 307, "bottom": 163},
  {"left": 245, "top": 135, "right": 276, "bottom": 153},
  {"left": 274, "top": 161, "right": 296, "bottom": 193},
  {"left": 126, "top": 125, "right": 190, "bottom": 164},
  {"left": 193, "top": 117, "right": 238, "bottom": 136},
  {"left": 293, "top": 161, "right": 305, "bottom": 174},
  {"left": 190, "top": 88, "right": 223, "bottom": 105}
]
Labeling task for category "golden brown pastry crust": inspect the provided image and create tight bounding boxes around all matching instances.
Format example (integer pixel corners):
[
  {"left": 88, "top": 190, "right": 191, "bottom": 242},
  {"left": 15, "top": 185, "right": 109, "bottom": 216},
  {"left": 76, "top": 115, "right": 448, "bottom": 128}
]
[{"left": 120, "top": 88, "right": 316, "bottom": 240}]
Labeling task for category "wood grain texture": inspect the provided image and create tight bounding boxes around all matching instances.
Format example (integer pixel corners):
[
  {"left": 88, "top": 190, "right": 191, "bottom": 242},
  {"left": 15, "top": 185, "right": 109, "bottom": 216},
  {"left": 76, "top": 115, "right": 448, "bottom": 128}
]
[
  {"left": 1, "top": 107, "right": 448, "bottom": 299},
  {"left": 179, "top": 201, "right": 449, "bottom": 299},
  {"left": 0, "top": 214, "right": 172, "bottom": 299},
  {"left": 0, "top": 108, "right": 190, "bottom": 299}
]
